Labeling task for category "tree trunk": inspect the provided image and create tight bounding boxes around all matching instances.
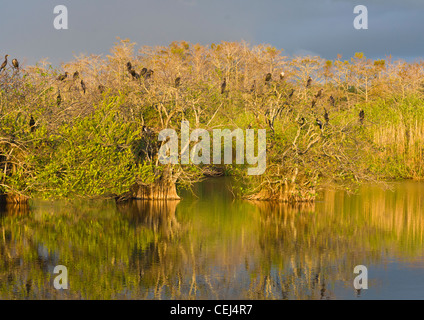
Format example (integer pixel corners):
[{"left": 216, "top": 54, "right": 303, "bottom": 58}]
[{"left": 117, "top": 166, "right": 180, "bottom": 201}]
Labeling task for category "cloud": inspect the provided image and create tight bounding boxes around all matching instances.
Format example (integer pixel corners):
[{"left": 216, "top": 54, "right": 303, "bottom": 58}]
[{"left": 1, "top": 0, "right": 423, "bottom": 65}]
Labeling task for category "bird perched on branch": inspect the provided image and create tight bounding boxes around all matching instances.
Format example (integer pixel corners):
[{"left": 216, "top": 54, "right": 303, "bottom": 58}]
[
  {"left": 0, "top": 55, "right": 9, "bottom": 72},
  {"left": 98, "top": 85, "right": 105, "bottom": 93},
  {"left": 144, "top": 69, "right": 154, "bottom": 80},
  {"left": 280, "top": 71, "right": 285, "bottom": 81},
  {"left": 250, "top": 80, "right": 256, "bottom": 93},
  {"left": 175, "top": 76, "right": 181, "bottom": 87},
  {"left": 324, "top": 109, "right": 329, "bottom": 124},
  {"left": 315, "top": 89, "right": 323, "bottom": 99},
  {"left": 306, "top": 76, "right": 312, "bottom": 88},
  {"left": 316, "top": 118, "right": 323, "bottom": 129},
  {"left": 221, "top": 78, "right": 227, "bottom": 94},
  {"left": 129, "top": 69, "right": 140, "bottom": 80},
  {"left": 126, "top": 61, "right": 133, "bottom": 71},
  {"left": 80, "top": 80, "right": 86, "bottom": 94},
  {"left": 29, "top": 115, "right": 36, "bottom": 133},
  {"left": 288, "top": 89, "right": 295, "bottom": 98},
  {"left": 57, "top": 91, "right": 62, "bottom": 106},
  {"left": 140, "top": 68, "right": 148, "bottom": 77},
  {"left": 329, "top": 95, "right": 335, "bottom": 107},
  {"left": 73, "top": 71, "right": 79, "bottom": 80},
  {"left": 12, "top": 58, "right": 19, "bottom": 71},
  {"left": 265, "top": 73, "right": 272, "bottom": 84},
  {"left": 57, "top": 72, "right": 68, "bottom": 81},
  {"left": 359, "top": 109, "right": 365, "bottom": 125}
]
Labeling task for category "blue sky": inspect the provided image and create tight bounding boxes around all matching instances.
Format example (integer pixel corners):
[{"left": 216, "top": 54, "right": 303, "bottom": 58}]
[{"left": 1, "top": 0, "right": 423, "bottom": 66}]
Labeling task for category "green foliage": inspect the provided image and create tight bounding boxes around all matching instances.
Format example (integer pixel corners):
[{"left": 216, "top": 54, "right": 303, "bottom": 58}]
[{"left": 33, "top": 98, "right": 156, "bottom": 198}]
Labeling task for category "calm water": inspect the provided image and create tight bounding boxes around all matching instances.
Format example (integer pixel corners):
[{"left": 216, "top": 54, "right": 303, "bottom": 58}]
[{"left": 1, "top": 178, "right": 424, "bottom": 299}]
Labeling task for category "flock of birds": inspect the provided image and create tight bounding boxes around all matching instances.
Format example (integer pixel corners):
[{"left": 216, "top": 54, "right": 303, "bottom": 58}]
[
  {"left": 0, "top": 54, "right": 19, "bottom": 72},
  {"left": 0, "top": 55, "right": 366, "bottom": 134}
]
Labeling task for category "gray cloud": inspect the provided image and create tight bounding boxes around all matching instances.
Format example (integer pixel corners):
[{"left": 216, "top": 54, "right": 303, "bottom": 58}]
[{"left": 1, "top": 0, "right": 423, "bottom": 66}]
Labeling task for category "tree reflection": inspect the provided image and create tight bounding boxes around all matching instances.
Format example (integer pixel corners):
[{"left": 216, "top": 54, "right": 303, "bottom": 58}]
[{"left": 0, "top": 182, "right": 423, "bottom": 299}]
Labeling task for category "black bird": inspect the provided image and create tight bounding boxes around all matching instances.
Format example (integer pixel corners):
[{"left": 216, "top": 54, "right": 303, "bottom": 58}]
[
  {"left": 288, "top": 89, "right": 295, "bottom": 98},
  {"left": 265, "top": 73, "right": 272, "bottom": 83},
  {"left": 175, "top": 76, "right": 181, "bottom": 87},
  {"left": 221, "top": 78, "right": 227, "bottom": 94},
  {"left": 311, "top": 99, "right": 317, "bottom": 108},
  {"left": 12, "top": 58, "right": 19, "bottom": 70},
  {"left": 359, "top": 109, "right": 365, "bottom": 124},
  {"left": 126, "top": 61, "right": 133, "bottom": 71},
  {"left": 80, "top": 80, "right": 86, "bottom": 94},
  {"left": 140, "top": 68, "right": 148, "bottom": 77},
  {"left": 315, "top": 89, "right": 323, "bottom": 99},
  {"left": 306, "top": 76, "right": 312, "bottom": 88},
  {"left": 316, "top": 118, "right": 323, "bottom": 129},
  {"left": 98, "top": 85, "right": 105, "bottom": 93},
  {"left": 57, "top": 72, "right": 68, "bottom": 81},
  {"left": 329, "top": 95, "right": 335, "bottom": 107},
  {"left": 0, "top": 55, "right": 9, "bottom": 72},
  {"left": 73, "top": 71, "right": 79, "bottom": 80},
  {"left": 324, "top": 109, "right": 329, "bottom": 124},
  {"left": 250, "top": 80, "right": 256, "bottom": 93},
  {"left": 144, "top": 69, "right": 154, "bottom": 80},
  {"left": 298, "top": 117, "right": 305, "bottom": 126},
  {"left": 129, "top": 69, "right": 140, "bottom": 79},
  {"left": 29, "top": 115, "right": 36, "bottom": 133},
  {"left": 57, "top": 91, "right": 62, "bottom": 106}
]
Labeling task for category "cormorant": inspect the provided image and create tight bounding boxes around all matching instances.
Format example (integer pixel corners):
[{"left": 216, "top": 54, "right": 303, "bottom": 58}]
[
  {"left": 250, "top": 80, "right": 256, "bottom": 93},
  {"left": 311, "top": 99, "right": 317, "bottom": 108},
  {"left": 57, "top": 91, "right": 62, "bottom": 106},
  {"left": 57, "top": 72, "right": 68, "bottom": 81},
  {"left": 316, "top": 118, "right": 323, "bottom": 129},
  {"left": 221, "top": 78, "right": 227, "bottom": 94},
  {"left": 12, "top": 58, "right": 19, "bottom": 70},
  {"left": 175, "top": 76, "right": 181, "bottom": 87},
  {"left": 140, "top": 68, "right": 148, "bottom": 77},
  {"left": 98, "top": 85, "right": 105, "bottom": 93},
  {"left": 359, "top": 109, "right": 365, "bottom": 124},
  {"left": 29, "top": 115, "right": 36, "bottom": 132},
  {"left": 298, "top": 117, "right": 305, "bottom": 126},
  {"left": 73, "top": 71, "right": 79, "bottom": 80},
  {"left": 288, "top": 89, "right": 295, "bottom": 98},
  {"left": 126, "top": 62, "right": 133, "bottom": 71},
  {"left": 329, "top": 95, "right": 335, "bottom": 107},
  {"left": 144, "top": 69, "right": 154, "bottom": 79},
  {"left": 315, "top": 89, "right": 323, "bottom": 99},
  {"left": 0, "top": 55, "right": 9, "bottom": 72},
  {"left": 80, "top": 80, "right": 86, "bottom": 94},
  {"left": 129, "top": 69, "right": 140, "bottom": 79},
  {"left": 306, "top": 76, "right": 312, "bottom": 88},
  {"left": 324, "top": 109, "right": 329, "bottom": 124},
  {"left": 265, "top": 73, "right": 272, "bottom": 83}
]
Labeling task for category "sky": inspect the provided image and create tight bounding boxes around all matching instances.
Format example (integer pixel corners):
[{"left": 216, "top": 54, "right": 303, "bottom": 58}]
[{"left": 1, "top": 0, "right": 423, "bottom": 66}]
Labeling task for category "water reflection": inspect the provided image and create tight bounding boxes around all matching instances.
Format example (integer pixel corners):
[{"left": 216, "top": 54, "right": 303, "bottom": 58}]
[{"left": 0, "top": 179, "right": 423, "bottom": 299}]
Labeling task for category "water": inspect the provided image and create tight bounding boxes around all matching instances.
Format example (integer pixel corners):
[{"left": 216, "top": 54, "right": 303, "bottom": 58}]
[{"left": 1, "top": 178, "right": 424, "bottom": 299}]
